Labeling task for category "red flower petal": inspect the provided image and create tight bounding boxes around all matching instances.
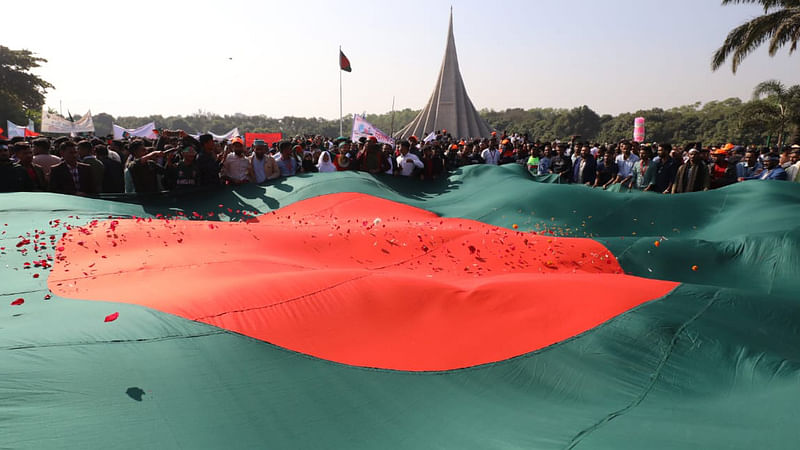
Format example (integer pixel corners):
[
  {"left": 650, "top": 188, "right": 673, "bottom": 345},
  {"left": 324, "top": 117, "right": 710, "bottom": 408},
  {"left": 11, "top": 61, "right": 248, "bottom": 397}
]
[
  {"left": 11, "top": 298, "right": 24, "bottom": 306},
  {"left": 104, "top": 312, "right": 119, "bottom": 322}
]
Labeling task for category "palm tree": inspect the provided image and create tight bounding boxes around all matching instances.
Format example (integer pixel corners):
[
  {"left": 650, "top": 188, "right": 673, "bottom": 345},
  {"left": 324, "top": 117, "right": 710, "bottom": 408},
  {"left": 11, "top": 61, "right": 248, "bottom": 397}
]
[
  {"left": 712, "top": 0, "right": 800, "bottom": 73},
  {"left": 742, "top": 80, "right": 800, "bottom": 146}
]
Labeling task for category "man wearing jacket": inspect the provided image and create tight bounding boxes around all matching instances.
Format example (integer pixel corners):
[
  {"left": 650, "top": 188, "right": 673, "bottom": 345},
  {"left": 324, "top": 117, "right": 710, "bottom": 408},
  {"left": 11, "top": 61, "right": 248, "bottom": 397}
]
[
  {"left": 49, "top": 141, "right": 95, "bottom": 195},
  {"left": 571, "top": 145, "right": 597, "bottom": 185}
]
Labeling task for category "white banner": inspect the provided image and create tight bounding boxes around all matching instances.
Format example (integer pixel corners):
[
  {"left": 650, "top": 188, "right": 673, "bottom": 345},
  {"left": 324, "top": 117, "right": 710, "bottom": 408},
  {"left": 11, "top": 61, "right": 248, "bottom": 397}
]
[
  {"left": 208, "top": 128, "right": 240, "bottom": 142},
  {"left": 113, "top": 122, "right": 157, "bottom": 140},
  {"left": 423, "top": 131, "right": 437, "bottom": 143},
  {"left": 351, "top": 114, "right": 394, "bottom": 146},
  {"left": 41, "top": 108, "right": 95, "bottom": 134}
]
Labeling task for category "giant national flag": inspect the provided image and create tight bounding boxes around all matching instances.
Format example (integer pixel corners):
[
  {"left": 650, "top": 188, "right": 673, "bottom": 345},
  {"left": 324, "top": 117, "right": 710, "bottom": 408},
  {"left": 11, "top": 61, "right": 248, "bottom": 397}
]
[{"left": 1, "top": 165, "right": 799, "bottom": 449}]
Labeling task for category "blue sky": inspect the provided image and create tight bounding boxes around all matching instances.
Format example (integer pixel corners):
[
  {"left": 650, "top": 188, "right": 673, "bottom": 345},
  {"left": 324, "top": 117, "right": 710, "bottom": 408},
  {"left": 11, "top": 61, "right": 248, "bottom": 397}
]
[{"left": 6, "top": 0, "right": 799, "bottom": 119}]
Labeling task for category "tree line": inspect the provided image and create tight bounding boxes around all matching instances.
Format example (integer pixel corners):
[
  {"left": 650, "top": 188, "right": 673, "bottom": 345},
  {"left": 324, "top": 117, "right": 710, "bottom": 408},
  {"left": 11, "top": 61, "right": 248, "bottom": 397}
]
[{"left": 95, "top": 88, "right": 798, "bottom": 146}]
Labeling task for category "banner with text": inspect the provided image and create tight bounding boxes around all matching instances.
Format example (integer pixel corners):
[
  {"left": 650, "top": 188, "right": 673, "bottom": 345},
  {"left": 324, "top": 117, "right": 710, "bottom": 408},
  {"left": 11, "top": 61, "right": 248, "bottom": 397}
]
[
  {"left": 351, "top": 115, "right": 394, "bottom": 146},
  {"left": 41, "top": 109, "right": 95, "bottom": 134}
]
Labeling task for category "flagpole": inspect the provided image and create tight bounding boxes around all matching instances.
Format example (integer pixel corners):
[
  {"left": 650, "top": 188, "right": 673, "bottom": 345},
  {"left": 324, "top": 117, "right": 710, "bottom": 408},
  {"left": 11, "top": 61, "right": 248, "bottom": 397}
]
[
  {"left": 390, "top": 96, "right": 396, "bottom": 138},
  {"left": 339, "top": 45, "right": 343, "bottom": 137}
]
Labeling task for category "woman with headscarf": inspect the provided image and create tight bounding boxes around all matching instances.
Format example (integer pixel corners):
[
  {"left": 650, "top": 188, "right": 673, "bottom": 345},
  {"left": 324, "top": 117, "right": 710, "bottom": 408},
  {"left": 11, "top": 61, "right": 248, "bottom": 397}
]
[{"left": 317, "top": 150, "right": 337, "bottom": 173}]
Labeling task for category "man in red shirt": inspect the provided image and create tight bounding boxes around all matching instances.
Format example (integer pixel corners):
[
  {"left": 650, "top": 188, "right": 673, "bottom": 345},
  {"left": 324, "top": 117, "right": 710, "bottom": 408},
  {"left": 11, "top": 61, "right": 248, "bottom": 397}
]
[{"left": 708, "top": 148, "right": 737, "bottom": 189}]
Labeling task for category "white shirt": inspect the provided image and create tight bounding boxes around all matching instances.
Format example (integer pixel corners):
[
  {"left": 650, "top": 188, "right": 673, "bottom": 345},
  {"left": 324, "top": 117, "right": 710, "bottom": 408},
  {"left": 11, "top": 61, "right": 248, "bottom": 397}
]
[
  {"left": 786, "top": 162, "right": 799, "bottom": 182},
  {"left": 615, "top": 153, "right": 640, "bottom": 178},
  {"left": 223, "top": 152, "right": 250, "bottom": 182},
  {"left": 396, "top": 152, "right": 424, "bottom": 176},
  {"left": 481, "top": 148, "right": 501, "bottom": 165},
  {"left": 250, "top": 155, "right": 268, "bottom": 183}
]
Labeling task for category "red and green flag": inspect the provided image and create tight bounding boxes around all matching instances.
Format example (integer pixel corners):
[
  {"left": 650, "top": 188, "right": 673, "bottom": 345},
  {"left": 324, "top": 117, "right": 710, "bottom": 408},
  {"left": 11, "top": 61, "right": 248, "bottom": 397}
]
[
  {"left": 1, "top": 165, "right": 799, "bottom": 448},
  {"left": 340, "top": 49, "right": 352, "bottom": 72}
]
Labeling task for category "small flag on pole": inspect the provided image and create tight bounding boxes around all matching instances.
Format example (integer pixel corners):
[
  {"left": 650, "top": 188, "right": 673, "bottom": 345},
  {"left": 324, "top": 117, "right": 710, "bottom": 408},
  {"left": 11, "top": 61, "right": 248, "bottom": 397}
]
[{"left": 339, "top": 50, "right": 352, "bottom": 72}]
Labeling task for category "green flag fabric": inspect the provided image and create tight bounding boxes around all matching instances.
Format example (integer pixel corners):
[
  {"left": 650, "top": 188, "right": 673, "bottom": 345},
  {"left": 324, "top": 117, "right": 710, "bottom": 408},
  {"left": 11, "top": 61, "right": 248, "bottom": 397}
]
[{"left": 1, "top": 164, "right": 799, "bottom": 449}]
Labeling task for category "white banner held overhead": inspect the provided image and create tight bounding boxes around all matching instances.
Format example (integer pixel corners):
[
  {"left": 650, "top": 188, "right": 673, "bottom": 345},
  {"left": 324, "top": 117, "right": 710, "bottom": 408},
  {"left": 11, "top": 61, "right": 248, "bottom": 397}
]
[
  {"left": 113, "top": 122, "right": 157, "bottom": 140},
  {"left": 41, "top": 108, "right": 95, "bottom": 134},
  {"left": 351, "top": 115, "right": 394, "bottom": 145},
  {"left": 208, "top": 128, "right": 240, "bottom": 142}
]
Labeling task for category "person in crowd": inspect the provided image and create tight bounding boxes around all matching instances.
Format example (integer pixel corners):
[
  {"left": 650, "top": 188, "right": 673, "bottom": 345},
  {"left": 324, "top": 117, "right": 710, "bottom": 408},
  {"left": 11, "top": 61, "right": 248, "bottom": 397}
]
[
  {"left": 673, "top": 149, "right": 710, "bottom": 193},
  {"left": 397, "top": 140, "right": 424, "bottom": 176},
  {"left": 632, "top": 146, "right": 654, "bottom": 190},
  {"left": 786, "top": 146, "right": 800, "bottom": 182},
  {"left": 708, "top": 148, "right": 737, "bottom": 189},
  {"left": 197, "top": 134, "right": 222, "bottom": 186},
  {"left": 499, "top": 139, "right": 515, "bottom": 165},
  {"left": 31, "top": 138, "right": 60, "bottom": 181},
  {"left": 77, "top": 140, "right": 105, "bottom": 193},
  {"left": 107, "top": 140, "right": 124, "bottom": 163},
  {"left": 613, "top": 141, "right": 640, "bottom": 188},
  {"left": 276, "top": 141, "right": 298, "bottom": 176},
  {"left": 250, "top": 140, "right": 280, "bottom": 182},
  {"left": 221, "top": 137, "right": 252, "bottom": 185},
  {"left": 526, "top": 147, "right": 540, "bottom": 174},
  {"left": 317, "top": 150, "right": 337, "bottom": 173},
  {"left": 421, "top": 145, "right": 445, "bottom": 180},
  {"left": 550, "top": 144, "right": 572, "bottom": 182},
  {"left": 291, "top": 143, "right": 308, "bottom": 173},
  {"left": 127, "top": 140, "right": 164, "bottom": 194},
  {"left": 645, "top": 143, "right": 677, "bottom": 193},
  {"left": 358, "top": 138, "right": 385, "bottom": 174},
  {"left": 462, "top": 143, "right": 483, "bottom": 165},
  {"left": 593, "top": 152, "right": 618, "bottom": 189},
  {"left": 0, "top": 140, "right": 25, "bottom": 192},
  {"left": 740, "top": 153, "right": 787, "bottom": 181},
  {"left": 165, "top": 145, "right": 200, "bottom": 189},
  {"left": 481, "top": 138, "right": 501, "bottom": 165},
  {"left": 302, "top": 152, "right": 318, "bottom": 173},
  {"left": 49, "top": 141, "right": 95, "bottom": 195},
  {"left": 572, "top": 145, "right": 597, "bottom": 186},
  {"left": 96, "top": 145, "right": 124, "bottom": 193},
  {"left": 334, "top": 143, "right": 352, "bottom": 171},
  {"left": 736, "top": 149, "right": 762, "bottom": 179},
  {"left": 538, "top": 146, "right": 552, "bottom": 175},
  {"left": 12, "top": 142, "right": 47, "bottom": 191},
  {"left": 382, "top": 144, "right": 398, "bottom": 175}
]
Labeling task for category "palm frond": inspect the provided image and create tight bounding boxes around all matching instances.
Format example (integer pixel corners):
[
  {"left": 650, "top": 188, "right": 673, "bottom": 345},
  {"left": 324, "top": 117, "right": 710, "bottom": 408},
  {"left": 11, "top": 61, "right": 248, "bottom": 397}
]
[
  {"left": 722, "top": 0, "right": 800, "bottom": 13},
  {"left": 768, "top": 10, "right": 800, "bottom": 53},
  {"left": 753, "top": 79, "right": 787, "bottom": 99},
  {"left": 712, "top": 9, "right": 796, "bottom": 72}
]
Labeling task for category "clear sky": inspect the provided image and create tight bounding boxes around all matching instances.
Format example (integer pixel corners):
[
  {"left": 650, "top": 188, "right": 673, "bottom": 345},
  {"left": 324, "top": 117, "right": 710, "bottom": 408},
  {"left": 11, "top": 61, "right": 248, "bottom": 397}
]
[{"left": 6, "top": 0, "right": 799, "bottom": 119}]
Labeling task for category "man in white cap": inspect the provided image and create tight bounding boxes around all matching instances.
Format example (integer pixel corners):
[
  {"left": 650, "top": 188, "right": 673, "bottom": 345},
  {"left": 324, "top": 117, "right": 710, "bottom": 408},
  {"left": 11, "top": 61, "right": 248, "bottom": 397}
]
[{"left": 249, "top": 139, "right": 279, "bottom": 183}]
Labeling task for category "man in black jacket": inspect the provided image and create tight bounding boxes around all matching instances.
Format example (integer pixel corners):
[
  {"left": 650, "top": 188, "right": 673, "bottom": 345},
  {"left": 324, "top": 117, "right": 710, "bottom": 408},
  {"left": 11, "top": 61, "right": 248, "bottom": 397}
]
[
  {"left": 572, "top": 145, "right": 597, "bottom": 185},
  {"left": 49, "top": 141, "right": 95, "bottom": 195},
  {"left": 196, "top": 134, "right": 221, "bottom": 185},
  {"left": 96, "top": 145, "right": 124, "bottom": 193}
]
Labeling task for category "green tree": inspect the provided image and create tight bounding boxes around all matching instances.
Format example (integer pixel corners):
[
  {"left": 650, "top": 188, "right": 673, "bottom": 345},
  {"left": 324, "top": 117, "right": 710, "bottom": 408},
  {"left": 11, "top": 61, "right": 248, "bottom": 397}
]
[
  {"left": 712, "top": 0, "right": 800, "bottom": 73},
  {"left": 0, "top": 46, "right": 54, "bottom": 126},
  {"left": 743, "top": 79, "right": 800, "bottom": 146}
]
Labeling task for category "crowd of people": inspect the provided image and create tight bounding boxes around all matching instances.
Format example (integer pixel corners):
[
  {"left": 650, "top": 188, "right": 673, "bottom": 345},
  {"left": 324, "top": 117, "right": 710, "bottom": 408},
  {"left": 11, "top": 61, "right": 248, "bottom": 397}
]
[{"left": 1, "top": 129, "right": 798, "bottom": 195}]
